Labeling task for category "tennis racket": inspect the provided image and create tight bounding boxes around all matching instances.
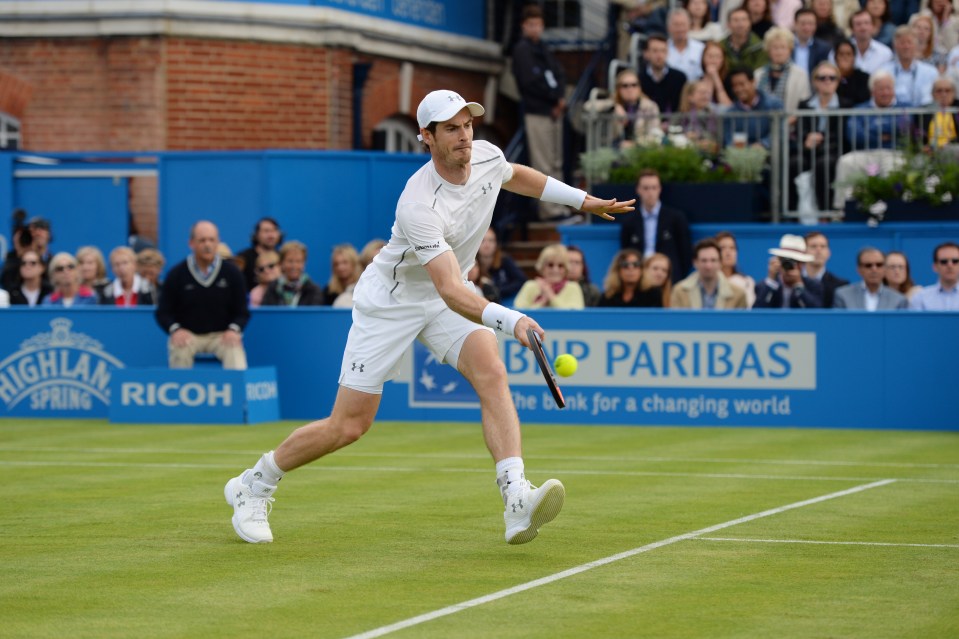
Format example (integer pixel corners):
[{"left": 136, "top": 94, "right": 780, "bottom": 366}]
[{"left": 527, "top": 327, "right": 566, "bottom": 409}]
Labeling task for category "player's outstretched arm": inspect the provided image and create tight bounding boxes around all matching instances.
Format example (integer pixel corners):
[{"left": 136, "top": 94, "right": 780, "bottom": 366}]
[{"left": 503, "top": 164, "right": 636, "bottom": 221}]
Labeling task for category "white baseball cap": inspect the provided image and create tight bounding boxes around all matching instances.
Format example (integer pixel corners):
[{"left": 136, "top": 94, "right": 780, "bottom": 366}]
[
  {"left": 769, "top": 234, "right": 814, "bottom": 263},
  {"left": 416, "top": 90, "right": 485, "bottom": 140}
]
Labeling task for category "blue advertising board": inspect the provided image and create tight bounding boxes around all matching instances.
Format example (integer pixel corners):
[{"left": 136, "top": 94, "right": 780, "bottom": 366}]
[{"left": 0, "top": 308, "right": 955, "bottom": 431}]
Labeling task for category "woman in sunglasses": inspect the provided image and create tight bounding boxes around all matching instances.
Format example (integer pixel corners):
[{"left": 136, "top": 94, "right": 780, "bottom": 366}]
[
  {"left": 514, "top": 244, "right": 584, "bottom": 310},
  {"left": 599, "top": 248, "right": 665, "bottom": 307},
  {"left": 249, "top": 250, "right": 280, "bottom": 308},
  {"left": 40, "top": 252, "right": 98, "bottom": 307},
  {"left": 7, "top": 250, "right": 52, "bottom": 306}
]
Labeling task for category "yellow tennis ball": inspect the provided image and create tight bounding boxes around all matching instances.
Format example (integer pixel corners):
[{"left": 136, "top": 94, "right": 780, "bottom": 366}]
[{"left": 554, "top": 354, "right": 578, "bottom": 377}]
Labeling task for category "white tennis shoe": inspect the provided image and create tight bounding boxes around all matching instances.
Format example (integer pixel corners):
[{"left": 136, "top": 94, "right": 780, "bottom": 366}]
[
  {"left": 224, "top": 472, "right": 276, "bottom": 544},
  {"left": 503, "top": 478, "right": 565, "bottom": 545}
]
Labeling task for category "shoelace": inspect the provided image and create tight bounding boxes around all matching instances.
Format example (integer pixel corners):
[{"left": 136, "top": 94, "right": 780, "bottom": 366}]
[{"left": 249, "top": 495, "right": 274, "bottom": 523}]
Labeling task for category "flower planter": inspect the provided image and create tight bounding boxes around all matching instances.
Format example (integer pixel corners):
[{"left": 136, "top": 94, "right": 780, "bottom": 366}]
[
  {"left": 593, "top": 182, "right": 763, "bottom": 223},
  {"left": 843, "top": 200, "right": 959, "bottom": 222}
]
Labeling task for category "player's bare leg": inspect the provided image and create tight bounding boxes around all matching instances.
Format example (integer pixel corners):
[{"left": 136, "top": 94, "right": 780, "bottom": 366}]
[
  {"left": 225, "top": 386, "right": 380, "bottom": 543},
  {"left": 458, "top": 330, "right": 565, "bottom": 544}
]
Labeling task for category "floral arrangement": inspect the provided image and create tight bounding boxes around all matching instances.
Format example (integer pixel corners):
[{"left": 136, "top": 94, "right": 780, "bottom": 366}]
[{"left": 849, "top": 149, "right": 959, "bottom": 223}]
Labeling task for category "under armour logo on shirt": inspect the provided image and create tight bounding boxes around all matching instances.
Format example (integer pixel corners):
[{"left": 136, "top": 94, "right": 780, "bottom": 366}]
[{"left": 481, "top": 182, "right": 493, "bottom": 195}]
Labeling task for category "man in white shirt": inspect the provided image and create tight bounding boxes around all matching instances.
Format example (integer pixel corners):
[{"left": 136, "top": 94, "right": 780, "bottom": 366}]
[
  {"left": 833, "top": 248, "right": 908, "bottom": 310},
  {"left": 223, "top": 89, "right": 635, "bottom": 546},
  {"left": 911, "top": 242, "right": 959, "bottom": 311},
  {"left": 667, "top": 8, "right": 705, "bottom": 81},
  {"left": 880, "top": 25, "right": 938, "bottom": 106},
  {"left": 848, "top": 9, "right": 893, "bottom": 74}
]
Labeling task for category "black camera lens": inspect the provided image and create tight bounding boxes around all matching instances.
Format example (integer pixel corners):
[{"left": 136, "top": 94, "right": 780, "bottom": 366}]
[{"left": 779, "top": 258, "right": 798, "bottom": 270}]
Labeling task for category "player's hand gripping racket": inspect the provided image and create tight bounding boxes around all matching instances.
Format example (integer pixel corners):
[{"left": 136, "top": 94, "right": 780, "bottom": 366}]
[{"left": 527, "top": 327, "right": 566, "bottom": 409}]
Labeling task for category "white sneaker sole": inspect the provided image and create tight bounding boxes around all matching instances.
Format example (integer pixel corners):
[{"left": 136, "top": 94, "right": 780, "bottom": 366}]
[
  {"left": 506, "top": 479, "right": 565, "bottom": 545},
  {"left": 224, "top": 476, "right": 272, "bottom": 544}
]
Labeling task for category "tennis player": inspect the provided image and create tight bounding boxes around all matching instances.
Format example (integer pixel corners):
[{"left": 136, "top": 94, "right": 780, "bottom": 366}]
[{"left": 225, "top": 89, "right": 635, "bottom": 545}]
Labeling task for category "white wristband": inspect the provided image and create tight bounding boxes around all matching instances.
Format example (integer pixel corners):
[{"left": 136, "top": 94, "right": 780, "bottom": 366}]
[
  {"left": 541, "top": 176, "right": 587, "bottom": 209},
  {"left": 481, "top": 303, "right": 526, "bottom": 338}
]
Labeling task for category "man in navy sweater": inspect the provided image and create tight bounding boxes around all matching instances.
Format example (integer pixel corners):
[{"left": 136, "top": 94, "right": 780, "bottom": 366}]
[{"left": 155, "top": 220, "right": 249, "bottom": 369}]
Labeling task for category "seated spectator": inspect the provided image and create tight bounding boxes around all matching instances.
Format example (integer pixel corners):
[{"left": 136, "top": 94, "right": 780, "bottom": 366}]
[
  {"left": 237, "top": 217, "right": 284, "bottom": 291},
  {"left": 514, "top": 244, "right": 585, "bottom": 310},
  {"left": 881, "top": 25, "right": 939, "bottom": 105},
  {"left": 2, "top": 213, "right": 52, "bottom": 292},
  {"left": 566, "top": 245, "right": 601, "bottom": 307},
  {"left": 865, "top": 0, "right": 895, "bottom": 47},
  {"left": 833, "top": 70, "right": 914, "bottom": 207},
  {"left": 641, "top": 252, "right": 674, "bottom": 307},
  {"left": 7, "top": 249, "right": 51, "bottom": 306},
  {"left": 724, "top": 66, "right": 784, "bottom": 149},
  {"left": 599, "top": 248, "right": 665, "bottom": 307},
  {"left": 746, "top": 0, "right": 775, "bottom": 40},
  {"left": 793, "top": 8, "right": 834, "bottom": 83},
  {"left": 755, "top": 26, "right": 812, "bottom": 112},
  {"left": 668, "top": 8, "right": 707, "bottom": 81},
  {"left": 770, "top": 0, "right": 803, "bottom": 31},
  {"left": 834, "top": 247, "right": 908, "bottom": 309},
  {"left": 910, "top": 241, "right": 959, "bottom": 310},
  {"left": 884, "top": 250, "right": 924, "bottom": 300},
  {"left": 834, "top": 40, "right": 872, "bottom": 105},
  {"left": 322, "top": 243, "right": 361, "bottom": 307},
  {"left": 722, "top": 7, "right": 770, "bottom": 70},
  {"left": 155, "top": 221, "right": 249, "bottom": 370},
  {"left": 803, "top": 231, "right": 849, "bottom": 308},
  {"left": 262, "top": 240, "right": 326, "bottom": 307},
  {"left": 359, "top": 238, "right": 387, "bottom": 270},
  {"left": 715, "top": 231, "right": 757, "bottom": 307},
  {"left": 686, "top": 0, "right": 726, "bottom": 42},
  {"left": 923, "top": 76, "right": 959, "bottom": 146},
  {"left": 249, "top": 250, "right": 280, "bottom": 308},
  {"left": 793, "top": 61, "right": 854, "bottom": 211},
  {"left": 909, "top": 13, "right": 946, "bottom": 70},
  {"left": 640, "top": 33, "right": 689, "bottom": 113},
  {"left": 671, "top": 238, "right": 748, "bottom": 308},
  {"left": 468, "top": 257, "right": 501, "bottom": 303},
  {"left": 100, "top": 246, "right": 156, "bottom": 306},
  {"left": 477, "top": 227, "right": 526, "bottom": 299},
  {"left": 754, "top": 234, "right": 824, "bottom": 308},
  {"left": 678, "top": 79, "right": 723, "bottom": 153},
  {"left": 76, "top": 246, "right": 109, "bottom": 298},
  {"left": 611, "top": 68, "right": 663, "bottom": 148},
  {"left": 847, "top": 9, "right": 894, "bottom": 74},
  {"left": 926, "top": 0, "right": 959, "bottom": 57},
  {"left": 136, "top": 248, "right": 165, "bottom": 292},
  {"left": 41, "top": 252, "right": 99, "bottom": 307},
  {"left": 811, "top": 0, "right": 848, "bottom": 46},
  {"left": 701, "top": 40, "right": 735, "bottom": 107},
  {"left": 620, "top": 168, "right": 693, "bottom": 282}
]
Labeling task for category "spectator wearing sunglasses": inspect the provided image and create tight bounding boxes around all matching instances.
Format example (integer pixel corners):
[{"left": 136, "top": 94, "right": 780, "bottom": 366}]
[
  {"left": 599, "top": 249, "right": 665, "bottom": 307},
  {"left": 910, "top": 241, "right": 959, "bottom": 310},
  {"left": 261, "top": 241, "right": 326, "bottom": 308},
  {"left": 754, "top": 234, "right": 824, "bottom": 308},
  {"left": 833, "top": 248, "right": 908, "bottom": 310},
  {"left": 249, "top": 250, "right": 280, "bottom": 308},
  {"left": 6, "top": 250, "right": 52, "bottom": 306},
  {"left": 514, "top": 244, "right": 584, "bottom": 310},
  {"left": 41, "top": 252, "right": 99, "bottom": 307}
]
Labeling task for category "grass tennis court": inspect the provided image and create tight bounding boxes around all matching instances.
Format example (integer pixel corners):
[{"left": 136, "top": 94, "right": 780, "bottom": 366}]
[{"left": 2, "top": 418, "right": 957, "bottom": 638}]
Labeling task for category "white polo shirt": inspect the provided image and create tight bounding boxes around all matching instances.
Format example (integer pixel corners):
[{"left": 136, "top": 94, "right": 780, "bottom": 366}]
[
  {"left": 371, "top": 139, "right": 514, "bottom": 304},
  {"left": 668, "top": 39, "right": 706, "bottom": 81},
  {"left": 853, "top": 39, "right": 894, "bottom": 75}
]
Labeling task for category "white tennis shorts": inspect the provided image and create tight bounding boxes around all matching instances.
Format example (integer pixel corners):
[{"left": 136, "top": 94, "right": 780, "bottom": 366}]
[{"left": 339, "top": 269, "right": 492, "bottom": 393}]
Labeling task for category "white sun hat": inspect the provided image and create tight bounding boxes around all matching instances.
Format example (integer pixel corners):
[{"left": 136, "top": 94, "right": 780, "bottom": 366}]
[
  {"left": 768, "top": 234, "right": 814, "bottom": 263},
  {"left": 416, "top": 90, "right": 485, "bottom": 140}
]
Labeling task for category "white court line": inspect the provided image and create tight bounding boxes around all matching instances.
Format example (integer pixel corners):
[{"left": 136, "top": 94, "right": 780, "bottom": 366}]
[
  {"left": 0, "top": 446, "right": 955, "bottom": 469},
  {"left": 340, "top": 479, "right": 896, "bottom": 639},
  {"left": 698, "top": 537, "right": 959, "bottom": 549},
  {"left": 2, "top": 459, "right": 957, "bottom": 484}
]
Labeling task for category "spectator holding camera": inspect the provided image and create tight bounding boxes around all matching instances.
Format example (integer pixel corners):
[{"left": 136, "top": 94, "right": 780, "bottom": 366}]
[
  {"left": 754, "top": 234, "right": 824, "bottom": 308},
  {"left": 2, "top": 212, "right": 53, "bottom": 292}
]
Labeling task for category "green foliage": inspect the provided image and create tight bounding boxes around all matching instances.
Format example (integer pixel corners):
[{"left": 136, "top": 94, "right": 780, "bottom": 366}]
[
  {"left": 720, "top": 145, "right": 770, "bottom": 184},
  {"left": 583, "top": 144, "right": 771, "bottom": 185},
  {"left": 850, "top": 148, "right": 959, "bottom": 215}
]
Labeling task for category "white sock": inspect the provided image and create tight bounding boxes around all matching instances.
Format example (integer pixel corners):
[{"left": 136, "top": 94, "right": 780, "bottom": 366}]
[
  {"left": 245, "top": 451, "right": 285, "bottom": 489},
  {"left": 495, "top": 457, "right": 525, "bottom": 502}
]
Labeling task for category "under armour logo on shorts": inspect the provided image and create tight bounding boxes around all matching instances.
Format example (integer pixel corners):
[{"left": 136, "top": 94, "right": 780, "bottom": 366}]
[{"left": 352, "top": 362, "right": 365, "bottom": 372}]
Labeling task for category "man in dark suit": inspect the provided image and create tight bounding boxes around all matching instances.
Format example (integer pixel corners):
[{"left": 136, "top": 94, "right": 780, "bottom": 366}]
[
  {"left": 803, "top": 231, "right": 848, "bottom": 308},
  {"left": 833, "top": 247, "right": 908, "bottom": 310},
  {"left": 754, "top": 234, "right": 824, "bottom": 308},
  {"left": 792, "top": 9, "right": 831, "bottom": 87},
  {"left": 619, "top": 168, "right": 692, "bottom": 282}
]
